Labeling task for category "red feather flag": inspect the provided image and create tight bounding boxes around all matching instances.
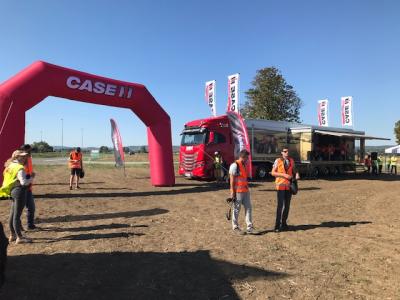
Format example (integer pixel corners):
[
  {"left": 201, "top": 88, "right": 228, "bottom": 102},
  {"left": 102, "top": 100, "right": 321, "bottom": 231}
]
[{"left": 110, "top": 118, "right": 125, "bottom": 169}]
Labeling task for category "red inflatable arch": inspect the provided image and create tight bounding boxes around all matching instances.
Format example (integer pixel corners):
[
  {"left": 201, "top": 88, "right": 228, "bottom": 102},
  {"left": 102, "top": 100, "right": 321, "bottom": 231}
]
[{"left": 0, "top": 61, "right": 175, "bottom": 186}]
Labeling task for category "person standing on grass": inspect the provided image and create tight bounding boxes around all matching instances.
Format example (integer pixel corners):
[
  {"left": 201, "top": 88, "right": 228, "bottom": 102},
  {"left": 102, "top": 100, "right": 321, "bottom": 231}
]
[
  {"left": 20, "top": 144, "right": 36, "bottom": 230},
  {"left": 213, "top": 151, "right": 224, "bottom": 184},
  {"left": 0, "top": 150, "right": 34, "bottom": 244},
  {"left": 378, "top": 154, "right": 383, "bottom": 174},
  {"left": 229, "top": 149, "right": 255, "bottom": 234},
  {"left": 69, "top": 147, "right": 83, "bottom": 190},
  {"left": 271, "top": 147, "right": 300, "bottom": 232},
  {"left": 390, "top": 155, "right": 398, "bottom": 175}
]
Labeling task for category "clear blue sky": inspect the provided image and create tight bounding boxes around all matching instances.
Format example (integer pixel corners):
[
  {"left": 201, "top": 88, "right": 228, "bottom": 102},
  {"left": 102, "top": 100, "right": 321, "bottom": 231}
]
[{"left": 0, "top": 0, "right": 399, "bottom": 147}]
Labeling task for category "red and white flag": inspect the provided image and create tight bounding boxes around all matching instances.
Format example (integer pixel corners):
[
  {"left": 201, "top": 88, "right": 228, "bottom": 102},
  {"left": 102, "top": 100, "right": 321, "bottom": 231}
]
[
  {"left": 341, "top": 96, "right": 353, "bottom": 126},
  {"left": 227, "top": 73, "right": 240, "bottom": 113},
  {"left": 205, "top": 80, "right": 217, "bottom": 117},
  {"left": 226, "top": 111, "right": 252, "bottom": 178},
  {"left": 318, "top": 99, "right": 329, "bottom": 127},
  {"left": 110, "top": 118, "right": 125, "bottom": 168}
]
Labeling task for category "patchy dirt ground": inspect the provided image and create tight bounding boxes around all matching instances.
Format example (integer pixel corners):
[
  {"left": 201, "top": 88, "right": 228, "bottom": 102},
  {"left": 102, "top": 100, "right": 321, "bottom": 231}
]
[{"left": 0, "top": 164, "right": 399, "bottom": 299}]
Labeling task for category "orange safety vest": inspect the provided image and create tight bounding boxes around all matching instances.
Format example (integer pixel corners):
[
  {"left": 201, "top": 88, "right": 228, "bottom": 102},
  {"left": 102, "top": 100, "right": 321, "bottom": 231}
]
[
  {"left": 69, "top": 152, "right": 82, "bottom": 169},
  {"left": 234, "top": 160, "right": 249, "bottom": 193},
  {"left": 24, "top": 156, "right": 33, "bottom": 191},
  {"left": 275, "top": 157, "right": 294, "bottom": 191}
]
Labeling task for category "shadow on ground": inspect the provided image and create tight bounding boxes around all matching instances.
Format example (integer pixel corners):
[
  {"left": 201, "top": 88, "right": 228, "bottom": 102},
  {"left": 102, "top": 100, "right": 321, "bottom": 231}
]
[
  {"left": 1, "top": 250, "right": 287, "bottom": 300},
  {"left": 39, "top": 223, "right": 148, "bottom": 232},
  {"left": 256, "top": 221, "right": 371, "bottom": 235},
  {"left": 36, "top": 208, "right": 168, "bottom": 224},
  {"left": 35, "top": 187, "right": 219, "bottom": 200},
  {"left": 258, "top": 187, "right": 321, "bottom": 192},
  {"left": 34, "top": 181, "right": 105, "bottom": 186},
  {"left": 35, "top": 183, "right": 264, "bottom": 200},
  {"left": 309, "top": 173, "right": 400, "bottom": 182}
]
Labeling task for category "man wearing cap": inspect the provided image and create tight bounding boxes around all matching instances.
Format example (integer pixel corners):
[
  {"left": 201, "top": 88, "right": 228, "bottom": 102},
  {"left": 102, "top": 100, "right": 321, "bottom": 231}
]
[{"left": 229, "top": 149, "right": 254, "bottom": 234}]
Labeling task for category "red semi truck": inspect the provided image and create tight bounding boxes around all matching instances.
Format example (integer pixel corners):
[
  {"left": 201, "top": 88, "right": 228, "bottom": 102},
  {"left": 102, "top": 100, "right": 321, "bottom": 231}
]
[{"left": 179, "top": 115, "right": 388, "bottom": 179}]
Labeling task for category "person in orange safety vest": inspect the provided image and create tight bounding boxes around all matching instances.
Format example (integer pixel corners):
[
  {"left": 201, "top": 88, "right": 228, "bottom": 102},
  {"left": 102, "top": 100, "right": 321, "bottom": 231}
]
[
  {"left": 229, "top": 149, "right": 255, "bottom": 234},
  {"left": 69, "top": 147, "right": 83, "bottom": 190},
  {"left": 20, "top": 144, "right": 37, "bottom": 230},
  {"left": 271, "top": 147, "right": 300, "bottom": 232}
]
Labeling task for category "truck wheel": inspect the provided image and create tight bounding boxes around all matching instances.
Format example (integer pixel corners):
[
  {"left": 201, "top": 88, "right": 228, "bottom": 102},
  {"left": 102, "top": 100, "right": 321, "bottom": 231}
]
[
  {"left": 333, "top": 166, "right": 342, "bottom": 176},
  {"left": 311, "top": 167, "right": 320, "bottom": 178},
  {"left": 322, "top": 167, "right": 330, "bottom": 176},
  {"left": 256, "top": 165, "right": 268, "bottom": 179}
]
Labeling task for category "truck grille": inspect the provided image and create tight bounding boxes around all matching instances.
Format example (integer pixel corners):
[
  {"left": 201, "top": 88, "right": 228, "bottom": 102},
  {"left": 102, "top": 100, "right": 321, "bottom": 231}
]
[{"left": 182, "top": 153, "right": 198, "bottom": 171}]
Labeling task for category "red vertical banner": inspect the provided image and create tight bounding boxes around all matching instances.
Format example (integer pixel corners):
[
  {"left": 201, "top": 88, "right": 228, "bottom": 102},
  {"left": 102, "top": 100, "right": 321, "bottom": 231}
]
[
  {"left": 110, "top": 118, "right": 125, "bottom": 168},
  {"left": 226, "top": 111, "right": 252, "bottom": 178}
]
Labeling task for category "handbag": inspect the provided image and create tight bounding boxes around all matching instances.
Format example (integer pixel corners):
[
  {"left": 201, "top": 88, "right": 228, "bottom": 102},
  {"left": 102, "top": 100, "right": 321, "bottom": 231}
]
[
  {"left": 282, "top": 158, "right": 298, "bottom": 195},
  {"left": 79, "top": 169, "right": 85, "bottom": 179},
  {"left": 290, "top": 179, "right": 298, "bottom": 195}
]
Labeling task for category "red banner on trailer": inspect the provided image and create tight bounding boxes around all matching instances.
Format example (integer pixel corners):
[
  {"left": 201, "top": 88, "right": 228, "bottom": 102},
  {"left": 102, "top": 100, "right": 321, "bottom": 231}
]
[{"left": 226, "top": 111, "right": 252, "bottom": 178}]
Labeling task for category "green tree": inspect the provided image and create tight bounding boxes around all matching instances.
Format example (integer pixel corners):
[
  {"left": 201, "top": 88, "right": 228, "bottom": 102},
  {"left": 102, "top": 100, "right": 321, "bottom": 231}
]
[
  {"left": 241, "top": 67, "right": 302, "bottom": 122},
  {"left": 31, "top": 141, "right": 53, "bottom": 153},
  {"left": 395, "top": 120, "right": 400, "bottom": 144}
]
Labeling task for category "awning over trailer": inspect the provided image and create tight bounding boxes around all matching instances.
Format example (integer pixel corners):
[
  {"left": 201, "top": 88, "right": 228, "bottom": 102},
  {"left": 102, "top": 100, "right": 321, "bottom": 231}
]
[{"left": 314, "top": 130, "right": 390, "bottom": 140}]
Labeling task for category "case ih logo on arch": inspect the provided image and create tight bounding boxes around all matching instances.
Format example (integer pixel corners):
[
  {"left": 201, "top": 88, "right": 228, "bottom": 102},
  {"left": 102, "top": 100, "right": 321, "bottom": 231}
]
[{"left": 66, "top": 76, "right": 133, "bottom": 99}]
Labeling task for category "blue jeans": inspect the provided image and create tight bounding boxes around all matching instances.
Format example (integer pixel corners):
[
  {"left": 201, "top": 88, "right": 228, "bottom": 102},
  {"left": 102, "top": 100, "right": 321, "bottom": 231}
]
[
  {"left": 25, "top": 190, "right": 35, "bottom": 227},
  {"left": 9, "top": 187, "right": 27, "bottom": 237}
]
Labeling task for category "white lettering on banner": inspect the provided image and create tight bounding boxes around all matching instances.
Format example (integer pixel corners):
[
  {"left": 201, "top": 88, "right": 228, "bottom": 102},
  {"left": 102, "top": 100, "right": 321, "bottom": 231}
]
[{"left": 66, "top": 76, "right": 133, "bottom": 99}]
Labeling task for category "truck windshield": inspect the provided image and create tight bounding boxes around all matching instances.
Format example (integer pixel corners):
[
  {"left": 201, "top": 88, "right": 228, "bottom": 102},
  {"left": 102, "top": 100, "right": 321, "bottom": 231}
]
[{"left": 181, "top": 132, "right": 206, "bottom": 146}]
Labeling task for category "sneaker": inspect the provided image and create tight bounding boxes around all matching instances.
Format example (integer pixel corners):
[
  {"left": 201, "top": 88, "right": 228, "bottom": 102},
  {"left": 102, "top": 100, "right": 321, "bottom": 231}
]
[
  {"left": 15, "top": 237, "right": 32, "bottom": 244},
  {"left": 69, "top": 186, "right": 73, "bottom": 190},
  {"left": 8, "top": 235, "right": 16, "bottom": 243},
  {"left": 27, "top": 225, "right": 37, "bottom": 230}
]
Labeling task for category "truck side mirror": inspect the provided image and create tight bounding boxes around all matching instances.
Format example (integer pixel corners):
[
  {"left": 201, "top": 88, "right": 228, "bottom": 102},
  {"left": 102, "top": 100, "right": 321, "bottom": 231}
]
[{"left": 208, "top": 132, "right": 215, "bottom": 144}]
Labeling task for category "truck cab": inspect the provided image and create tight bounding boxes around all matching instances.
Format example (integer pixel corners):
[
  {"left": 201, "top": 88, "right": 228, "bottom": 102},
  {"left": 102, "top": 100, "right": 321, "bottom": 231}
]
[{"left": 179, "top": 116, "right": 233, "bottom": 179}]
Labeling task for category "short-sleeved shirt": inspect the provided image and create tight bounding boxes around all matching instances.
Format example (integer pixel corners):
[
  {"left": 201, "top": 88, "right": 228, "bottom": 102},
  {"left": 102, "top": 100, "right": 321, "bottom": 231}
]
[
  {"left": 229, "top": 163, "right": 238, "bottom": 176},
  {"left": 273, "top": 158, "right": 290, "bottom": 170}
]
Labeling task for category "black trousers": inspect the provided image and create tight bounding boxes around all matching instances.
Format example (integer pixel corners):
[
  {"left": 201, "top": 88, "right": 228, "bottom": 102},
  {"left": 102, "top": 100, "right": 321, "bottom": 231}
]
[
  {"left": 391, "top": 165, "right": 397, "bottom": 175},
  {"left": 275, "top": 190, "right": 292, "bottom": 229}
]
